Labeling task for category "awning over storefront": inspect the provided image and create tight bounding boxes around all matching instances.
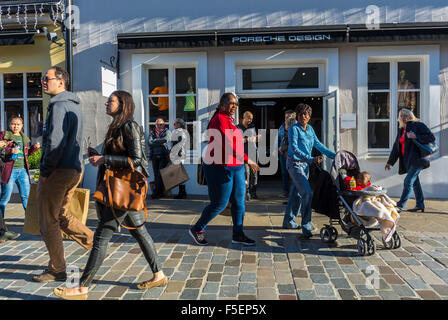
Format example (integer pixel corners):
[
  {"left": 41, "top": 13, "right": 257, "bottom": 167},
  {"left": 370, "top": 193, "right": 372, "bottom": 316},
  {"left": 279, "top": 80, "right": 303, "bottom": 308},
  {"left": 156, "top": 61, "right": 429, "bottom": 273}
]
[
  {"left": 117, "top": 23, "right": 448, "bottom": 50},
  {"left": 0, "top": 29, "right": 35, "bottom": 46}
]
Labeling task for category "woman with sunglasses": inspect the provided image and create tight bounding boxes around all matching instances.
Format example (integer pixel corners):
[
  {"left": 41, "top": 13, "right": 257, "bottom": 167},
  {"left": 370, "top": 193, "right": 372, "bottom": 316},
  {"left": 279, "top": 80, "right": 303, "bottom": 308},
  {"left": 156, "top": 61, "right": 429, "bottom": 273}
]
[{"left": 189, "top": 93, "right": 259, "bottom": 246}]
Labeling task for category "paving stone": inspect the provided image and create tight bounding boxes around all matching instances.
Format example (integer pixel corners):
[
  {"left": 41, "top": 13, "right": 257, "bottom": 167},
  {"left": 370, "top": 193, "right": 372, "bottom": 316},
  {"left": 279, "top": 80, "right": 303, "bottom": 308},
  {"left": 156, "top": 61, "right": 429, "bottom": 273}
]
[
  {"left": 326, "top": 268, "right": 345, "bottom": 278},
  {"left": 273, "top": 254, "right": 288, "bottom": 262},
  {"left": 292, "top": 269, "right": 308, "bottom": 278},
  {"left": 432, "top": 269, "right": 448, "bottom": 283},
  {"left": 315, "top": 285, "right": 335, "bottom": 297},
  {"left": 211, "top": 255, "right": 226, "bottom": 264},
  {"left": 322, "top": 261, "right": 339, "bottom": 269},
  {"left": 258, "top": 259, "right": 273, "bottom": 267},
  {"left": 310, "top": 274, "right": 330, "bottom": 284},
  {"left": 257, "top": 288, "right": 277, "bottom": 300},
  {"left": 305, "top": 257, "right": 322, "bottom": 266},
  {"left": 257, "top": 277, "right": 276, "bottom": 288},
  {"left": 392, "top": 285, "right": 416, "bottom": 297},
  {"left": 181, "top": 256, "right": 196, "bottom": 263},
  {"left": 197, "top": 253, "right": 213, "bottom": 260},
  {"left": 242, "top": 255, "right": 256, "bottom": 264},
  {"left": 190, "top": 269, "right": 207, "bottom": 278},
  {"left": 186, "top": 279, "right": 203, "bottom": 289},
  {"left": 395, "top": 268, "right": 419, "bottom": 280},
  {"left": 337, "top": 257, "right": 354, "bottom": 265},
  {"left": 207, "top": 273, "right": 222, "bottom": 282},
  {"left": 401, "top": 258, "right": 421, "bottom": 266},
  {"left": 378, "top": 290, "right": 401, "bottom": 300},
  {"left": 225, "top": 259, "right": 240, "bottom": 267},
  {"left": 297, "top": 290, "right": 317, "bottom": 300},
  {"left": 209, "top": 264, "right": 224, "bottom": 273},
  {"left": 338, "top": 289, "right": 357, "bottom": 300},
  {"left": 274, "top": 270, "right": 294, "bottom": 284},
  {"left": 355, "top": 285, "right": 377, "bottom": 296},
  {"left": 277, "top": 284, "right": 296, "bottom": 295},
  {"left": 422, "top": 260, "right": 445, "bottom": 270},
  {"left": 220, "top": 286, "right": 238, "bottom": 298},
  {"left": 341, "top": 265, "right": 361, "bottom": 274},
  {"left": 386, "top": 261, "right": 406, "bottom": 269},
  {"left": 331, "top": 278, "right": 351, "bottom": 289},
  {"left": 165, "top": 281, "right": 185, "bottom": 293},
  {"left": 405, "top": 279, "right": 430, "bottom": 290},
  {"left": 202, "top": 282, "right": 220, "bottom": 294},
  {"left": 308, "top": 266, "right": 325, "bottom": 273},
  {"left": 177, "top": 263, "right": 194, "bottom": 272},
  {"left": 288, "top": 253, "right": 304, "bottom": 260},
  {"left": 221, "top": 276, "right": 239, "bottom": 286},
  {"left": 223, "top": 266, "right": 240, "bottom": 275},
  {"left": 142, "top": 287, "right": 164, "bottom": 299},
  {"left": 199, "top": 294, "right": 217, "bottom": 300},
  {"left": 238, "top": 282, "right": 256, "bottom": 294},
  {"left": 416, "top": 290, "right": 441, "bottom": 300},
  {"left": 170, "top": 271, "right": 189, "bottom": 281},
  {"left": 240, "top": 272, "right": 257, "bottom": 282},
  {"left": 431, "top": 285, "right": 448, "bottom": 296},
  {"left": 180, "top": 289, "right": 200, "bottom": 300}
]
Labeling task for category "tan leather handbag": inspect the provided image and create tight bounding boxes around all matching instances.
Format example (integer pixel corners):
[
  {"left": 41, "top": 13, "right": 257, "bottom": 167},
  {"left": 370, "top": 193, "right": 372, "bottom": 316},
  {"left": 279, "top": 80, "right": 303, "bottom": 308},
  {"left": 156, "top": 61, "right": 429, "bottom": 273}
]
[{"left": 93, "top": 157, "right": 148, "bottom": 230}]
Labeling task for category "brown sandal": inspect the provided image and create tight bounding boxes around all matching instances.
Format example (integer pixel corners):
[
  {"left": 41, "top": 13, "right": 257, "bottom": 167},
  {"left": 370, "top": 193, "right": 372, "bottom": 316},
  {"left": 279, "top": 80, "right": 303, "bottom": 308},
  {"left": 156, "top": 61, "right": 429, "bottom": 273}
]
[
  {"left": 137, "top": 276, "right": 168, "bottom": 290},
  {"left": 54, "top": 287, "right": 88, "bottom": 300}
]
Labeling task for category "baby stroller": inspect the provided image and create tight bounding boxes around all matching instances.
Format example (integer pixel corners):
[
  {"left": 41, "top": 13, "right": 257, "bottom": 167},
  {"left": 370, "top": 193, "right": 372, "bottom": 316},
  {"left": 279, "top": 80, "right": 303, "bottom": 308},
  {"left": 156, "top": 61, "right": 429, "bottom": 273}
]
[{"left": 315, "top": 150, "right": 401, "bottom": 256}]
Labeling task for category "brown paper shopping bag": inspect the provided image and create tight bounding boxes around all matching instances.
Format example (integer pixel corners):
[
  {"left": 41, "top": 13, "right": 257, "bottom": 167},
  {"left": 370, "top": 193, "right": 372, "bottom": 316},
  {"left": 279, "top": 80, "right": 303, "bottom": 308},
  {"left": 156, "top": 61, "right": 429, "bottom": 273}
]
[
  {"left": 160, "top": 162, "right": 189, "bottom": 191},
  {"left": 23, "top": 184, "right": 90, "bottom": 238}
]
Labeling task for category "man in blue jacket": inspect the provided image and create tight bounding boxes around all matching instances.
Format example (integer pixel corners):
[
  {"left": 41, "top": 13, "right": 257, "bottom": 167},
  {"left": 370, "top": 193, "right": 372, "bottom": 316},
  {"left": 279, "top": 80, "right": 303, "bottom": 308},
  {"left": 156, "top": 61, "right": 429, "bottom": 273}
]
[
  {"left": 283, "top": 104, "right": 336, "bottom": 237},
  {"left": 33, "top": 67, "right": 93, "bottom": 282}
]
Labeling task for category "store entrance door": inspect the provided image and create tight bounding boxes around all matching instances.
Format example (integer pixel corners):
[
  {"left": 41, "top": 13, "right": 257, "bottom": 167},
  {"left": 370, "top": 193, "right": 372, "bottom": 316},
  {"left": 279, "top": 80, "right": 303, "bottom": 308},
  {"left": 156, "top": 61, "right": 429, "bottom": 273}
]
[{"left": 238, "top": 97, "right": 324, "bottom": 186}]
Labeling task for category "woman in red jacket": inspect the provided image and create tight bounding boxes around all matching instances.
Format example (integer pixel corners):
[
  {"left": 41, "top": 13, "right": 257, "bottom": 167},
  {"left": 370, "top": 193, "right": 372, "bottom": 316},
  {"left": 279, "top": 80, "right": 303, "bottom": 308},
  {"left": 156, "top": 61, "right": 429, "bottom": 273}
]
[
  {"left": 0, "top": 117, "right": 40, "bottom": 237},
  {"left": 189, "top": 93, "right": 259, "bottom": 246}
]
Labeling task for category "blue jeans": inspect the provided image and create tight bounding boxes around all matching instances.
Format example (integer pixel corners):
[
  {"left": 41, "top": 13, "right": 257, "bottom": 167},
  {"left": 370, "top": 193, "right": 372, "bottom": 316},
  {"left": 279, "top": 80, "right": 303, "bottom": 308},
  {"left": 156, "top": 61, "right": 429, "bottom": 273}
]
[
  {"left": 397, "top": 165, "right": 425, "bottom": 210},
  {"left": 284, "top": 159, "right": 313, "bottom": 235},
  {"left": 0, "top": 168, "right": 30, "bottom": 218},
  {"left": 279, "top": 153, "right": 290, "bottom": 193},
  {"left": 192, "top": 164, "right": 246, "bottom": 237}
]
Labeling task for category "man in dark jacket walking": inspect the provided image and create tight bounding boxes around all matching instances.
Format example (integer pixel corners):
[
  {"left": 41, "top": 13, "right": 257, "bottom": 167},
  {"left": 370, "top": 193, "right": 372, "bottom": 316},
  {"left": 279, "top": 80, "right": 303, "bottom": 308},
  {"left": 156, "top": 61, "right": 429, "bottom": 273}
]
[
  {"left": 32, "top": 67, "right": 94, "bottom": 282},
  {"left": 148, "top": 118, "right": 171, "bottom": 199}
]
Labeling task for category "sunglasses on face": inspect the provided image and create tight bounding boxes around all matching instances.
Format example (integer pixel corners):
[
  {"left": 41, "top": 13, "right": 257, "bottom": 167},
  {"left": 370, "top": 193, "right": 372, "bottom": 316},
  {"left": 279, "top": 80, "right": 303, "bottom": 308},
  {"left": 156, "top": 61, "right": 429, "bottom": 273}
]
[{"left": 41, "top": 76, "right": 60, "bottom": 83}]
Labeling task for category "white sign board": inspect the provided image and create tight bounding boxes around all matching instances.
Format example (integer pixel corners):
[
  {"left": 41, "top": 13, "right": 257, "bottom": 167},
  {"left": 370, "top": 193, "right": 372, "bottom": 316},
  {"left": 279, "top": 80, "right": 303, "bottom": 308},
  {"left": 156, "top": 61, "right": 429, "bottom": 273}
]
[
  {"left": 101, "top": 66, "right": 117, "bottom": 98},
  {"left": 341, "top": 113, "right": 357, "bottom": 129}
]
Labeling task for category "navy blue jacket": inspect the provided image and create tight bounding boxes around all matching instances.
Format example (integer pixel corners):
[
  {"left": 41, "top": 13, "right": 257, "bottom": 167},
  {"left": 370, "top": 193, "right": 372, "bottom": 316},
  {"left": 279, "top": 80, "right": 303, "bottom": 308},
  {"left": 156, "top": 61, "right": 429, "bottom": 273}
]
[{"left": 387, "top": 121, "right": 435, "bottom": 175}]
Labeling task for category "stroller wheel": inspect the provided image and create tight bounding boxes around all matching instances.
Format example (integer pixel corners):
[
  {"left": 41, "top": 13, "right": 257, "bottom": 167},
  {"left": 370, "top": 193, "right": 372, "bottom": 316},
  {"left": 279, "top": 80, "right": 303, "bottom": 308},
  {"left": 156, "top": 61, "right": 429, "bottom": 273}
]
[
  {"left": 367, "top": 238, "right": 376, "bottom": 256},
  {"left": 382, "top": 237, "right": 394, "bottom": 250},
  {"left": 357, "top": 238, "right": 368, "bottom": 256},
  {"left": 330, "top": 227, "right": 338, "bottom": 242},
  {"left": 392, "top": 232, "right": 401, "bottom": 249},
  {"left": 320, "top": 227, "right": 334, "bottom": 243}
]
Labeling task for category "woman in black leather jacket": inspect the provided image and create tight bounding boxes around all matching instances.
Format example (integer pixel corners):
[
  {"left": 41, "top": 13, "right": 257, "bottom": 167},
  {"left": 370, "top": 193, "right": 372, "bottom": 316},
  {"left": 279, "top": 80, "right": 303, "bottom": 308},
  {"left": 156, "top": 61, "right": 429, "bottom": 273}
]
[{"left": 54, "top": 91, "right": 166, "bottom": 300}]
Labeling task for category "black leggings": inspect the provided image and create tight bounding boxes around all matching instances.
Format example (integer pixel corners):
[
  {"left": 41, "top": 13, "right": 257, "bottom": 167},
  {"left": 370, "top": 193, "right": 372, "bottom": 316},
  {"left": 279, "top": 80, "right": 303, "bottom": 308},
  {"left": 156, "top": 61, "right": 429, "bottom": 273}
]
[{"left": 79, "top": 202, "right": 161, "bottom": 287}]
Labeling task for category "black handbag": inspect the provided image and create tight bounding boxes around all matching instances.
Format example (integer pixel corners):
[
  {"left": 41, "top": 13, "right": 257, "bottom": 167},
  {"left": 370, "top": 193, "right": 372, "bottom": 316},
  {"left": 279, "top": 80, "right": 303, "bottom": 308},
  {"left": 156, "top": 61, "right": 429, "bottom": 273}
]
[
  {"left": 197, "top": 161, "right": 207, "bottom": 185},
  {"left": 413, "top": 140, "right": 438, "bottom": 157}
]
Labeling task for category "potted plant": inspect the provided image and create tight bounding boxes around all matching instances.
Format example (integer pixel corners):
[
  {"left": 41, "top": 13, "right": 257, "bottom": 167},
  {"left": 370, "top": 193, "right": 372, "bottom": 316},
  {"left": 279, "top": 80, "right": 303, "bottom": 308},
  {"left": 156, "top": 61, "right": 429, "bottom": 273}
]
[{"left": 28, "top": 148, "right": 41, "bottom": 184}]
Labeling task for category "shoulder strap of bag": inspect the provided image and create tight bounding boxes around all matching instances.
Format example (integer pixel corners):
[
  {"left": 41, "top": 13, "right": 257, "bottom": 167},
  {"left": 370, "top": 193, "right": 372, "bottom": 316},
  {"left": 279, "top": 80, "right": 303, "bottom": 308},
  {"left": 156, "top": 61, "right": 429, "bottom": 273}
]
[{"left": 106, "top": 157, "right": 148, "bottom": 230}]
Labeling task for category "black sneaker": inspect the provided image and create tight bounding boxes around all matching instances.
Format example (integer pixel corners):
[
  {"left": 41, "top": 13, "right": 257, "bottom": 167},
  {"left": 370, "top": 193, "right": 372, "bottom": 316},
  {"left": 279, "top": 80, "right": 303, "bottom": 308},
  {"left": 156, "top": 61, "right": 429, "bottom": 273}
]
[
  {"left": 232, "top": 233, "right": 255, "bottom": 246},
  {"left": 189, "top": 229, "right": 208, "bottom": 246}
]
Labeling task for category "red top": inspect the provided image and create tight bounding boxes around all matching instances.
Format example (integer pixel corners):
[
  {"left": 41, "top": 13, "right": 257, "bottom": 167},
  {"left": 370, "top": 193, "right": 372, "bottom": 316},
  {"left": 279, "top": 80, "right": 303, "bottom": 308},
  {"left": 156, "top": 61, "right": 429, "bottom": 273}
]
[
  {"left": 204, "top": 110, "right": 249, "bottom": 166},
  {"left": 352, "top": 182, "right": 371, "bottom": 191},
  {"left": 399, "top": 128, "right": 405, "bottom": 156}
]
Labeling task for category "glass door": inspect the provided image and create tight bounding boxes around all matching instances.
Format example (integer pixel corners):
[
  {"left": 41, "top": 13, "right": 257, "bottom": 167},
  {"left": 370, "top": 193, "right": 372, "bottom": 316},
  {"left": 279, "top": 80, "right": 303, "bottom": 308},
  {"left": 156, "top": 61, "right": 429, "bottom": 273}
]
[{"left": 322, "top": 91, "right": 339, "bottom": 170}]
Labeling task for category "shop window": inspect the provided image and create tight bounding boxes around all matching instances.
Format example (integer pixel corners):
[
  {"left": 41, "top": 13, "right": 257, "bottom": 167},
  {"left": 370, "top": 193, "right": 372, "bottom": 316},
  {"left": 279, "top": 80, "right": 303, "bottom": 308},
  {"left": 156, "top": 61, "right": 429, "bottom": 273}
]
[
  {"left": 243, "top": 67, "right": 319, "bottom": 90},
  {"left": 1, "top": 72, "right": 43, "bottom": 143},
  {"left": 147, "top": 67, "right": 197, "bottom": 153},
  {"left": 367, "top": 61, "right": 421, "bottom": 151}
]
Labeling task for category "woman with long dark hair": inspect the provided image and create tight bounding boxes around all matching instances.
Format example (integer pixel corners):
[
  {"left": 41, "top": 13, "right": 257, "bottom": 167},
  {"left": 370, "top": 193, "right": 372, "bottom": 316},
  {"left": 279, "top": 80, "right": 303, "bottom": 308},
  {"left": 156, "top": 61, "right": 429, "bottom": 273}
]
[
  {"left": 189, "top": 92, "right": 259, "bottom": 246},
  {"left": 54, "top": 90, "right": 166, "bottom": 300},
  {"left": 386, "top": 108, "right": 435, "bottom": 212}
]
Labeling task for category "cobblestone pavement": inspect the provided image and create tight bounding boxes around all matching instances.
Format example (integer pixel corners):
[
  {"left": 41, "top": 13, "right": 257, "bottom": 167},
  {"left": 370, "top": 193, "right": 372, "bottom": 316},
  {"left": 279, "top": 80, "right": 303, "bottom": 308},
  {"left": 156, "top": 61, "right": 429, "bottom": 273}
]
[{"left": 1, "top": 195, "right": 448, "bottom": 300}]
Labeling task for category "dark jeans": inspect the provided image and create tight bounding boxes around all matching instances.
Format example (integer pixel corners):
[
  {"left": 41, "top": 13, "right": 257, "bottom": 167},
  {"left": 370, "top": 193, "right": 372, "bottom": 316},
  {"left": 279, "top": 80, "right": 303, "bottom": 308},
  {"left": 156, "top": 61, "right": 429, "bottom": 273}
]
[
  {"left": 244, "top": 164, "right": 258, "bottom": 196},
  {"left": 79, "top": 202, "right": 161, "bottom": 287},
  {"left": 152, "top": 157, "right": 169, "bottom": 196},
  {"left": 397, "top": 165, "right": 425, "bottom": 210},
  {"left": 279, "top": 153, "right": 290, "bottom": 193},
  {"left": 192, "top": 164, "right": 246, "bottom": 237},
  {"left": 0, "top": 217, "right": 5, "bottom": 236}
]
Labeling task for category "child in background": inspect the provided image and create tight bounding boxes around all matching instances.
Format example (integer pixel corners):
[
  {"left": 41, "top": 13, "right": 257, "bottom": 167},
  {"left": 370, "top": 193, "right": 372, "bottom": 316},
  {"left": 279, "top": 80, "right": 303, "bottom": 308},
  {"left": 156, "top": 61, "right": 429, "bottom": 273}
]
[{"left": 352, "top": 171, "right": 372, "bottom": 191}]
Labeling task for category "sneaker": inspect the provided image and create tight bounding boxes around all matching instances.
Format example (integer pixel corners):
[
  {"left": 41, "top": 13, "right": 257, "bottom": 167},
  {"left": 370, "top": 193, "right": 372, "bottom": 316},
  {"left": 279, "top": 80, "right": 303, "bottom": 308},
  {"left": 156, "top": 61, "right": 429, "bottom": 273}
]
[
  {"left": 232, "top": 233, "right": 255, "bottom": 246},
  {"left": 32, "top": 269, "right": 67, "bottom": 283},
  {"left": 0, "top": 231, "right": 20, "bottom": 242},
  {"left": 188, "top": 229, "right": 208, "bottom": 246}
]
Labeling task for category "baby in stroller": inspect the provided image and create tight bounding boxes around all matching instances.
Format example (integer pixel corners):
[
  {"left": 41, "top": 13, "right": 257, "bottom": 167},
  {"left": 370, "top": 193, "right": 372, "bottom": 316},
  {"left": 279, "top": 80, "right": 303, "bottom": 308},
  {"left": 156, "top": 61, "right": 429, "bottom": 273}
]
[{"left": 349, "top": 171, "right": 400, "bottom": 243}]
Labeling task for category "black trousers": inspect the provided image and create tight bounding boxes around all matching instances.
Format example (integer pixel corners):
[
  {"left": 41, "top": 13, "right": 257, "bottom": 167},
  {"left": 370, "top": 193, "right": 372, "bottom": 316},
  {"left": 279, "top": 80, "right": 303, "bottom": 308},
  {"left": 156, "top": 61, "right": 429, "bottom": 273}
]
[
  {"left": 79, "top": 202, "right": 161, "bottom": 287},
  {"left": 152, "top": 157, "right": 169, "bottom": 196}
]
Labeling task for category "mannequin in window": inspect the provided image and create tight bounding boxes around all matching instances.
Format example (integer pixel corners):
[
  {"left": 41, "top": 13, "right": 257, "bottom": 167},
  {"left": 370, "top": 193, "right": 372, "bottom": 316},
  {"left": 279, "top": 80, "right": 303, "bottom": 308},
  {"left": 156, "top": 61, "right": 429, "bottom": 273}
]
[
  {"left": 184, "top": 76, "right": 195, "bottom": 112},
  {"left": 150, "top": 76, "right": 169, "bottom": 111},
  {"left": 397, "top": 69, "right": 416, "bottom": 112}
]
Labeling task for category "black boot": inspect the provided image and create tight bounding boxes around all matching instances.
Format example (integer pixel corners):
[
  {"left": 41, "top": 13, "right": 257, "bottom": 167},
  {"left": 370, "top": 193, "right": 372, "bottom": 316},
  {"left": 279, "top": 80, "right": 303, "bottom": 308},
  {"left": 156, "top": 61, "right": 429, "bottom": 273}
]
[{"left": 174, "top": 185, "right": 187, "bottom": 199}]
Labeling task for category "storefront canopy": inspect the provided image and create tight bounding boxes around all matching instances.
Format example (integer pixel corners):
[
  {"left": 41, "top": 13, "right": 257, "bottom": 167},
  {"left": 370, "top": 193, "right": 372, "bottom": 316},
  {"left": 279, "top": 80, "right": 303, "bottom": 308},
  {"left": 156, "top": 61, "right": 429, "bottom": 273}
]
[
  {"left": 0, "top": 29, "right": 35, "bottom": 46},
  {"left": 117, "top": 23, "right": 448, "bottom": 49}
]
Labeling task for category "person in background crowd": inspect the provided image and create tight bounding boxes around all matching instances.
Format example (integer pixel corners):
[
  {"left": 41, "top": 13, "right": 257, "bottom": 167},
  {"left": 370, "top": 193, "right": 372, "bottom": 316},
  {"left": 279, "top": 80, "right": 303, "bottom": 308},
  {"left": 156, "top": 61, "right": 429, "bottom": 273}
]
[
  {"left": 237, "top": 111, "right": 260, "bottom": 201},
  {"left": 171, "top": 118, "right": 188, "bottom": 199},
  {"left": 33, "top": 66, "right": 94, "bottom": 283},
  {"left": 148, "top": 118, "right": 171, "bottom": 199},
  {"left": 278, "top": 110, "right": 296, "bottom": 197},
  {"left": 285, "top": 104, "right": 336, "bottom": 236},
  {"left": 0, "top": 117, "right": 40, "bottom": 240},
  {"left": 386, "top": 108, "right": 435, "bottom": 213},
  {"left": 53, "top": 90, "right": 166, "bottom": 300},
  {"left": 0, "top": 139, "right": 17, "bottom": 243},
  {"left": 189, "top": 93, "right": 259, "bottom": 246}
]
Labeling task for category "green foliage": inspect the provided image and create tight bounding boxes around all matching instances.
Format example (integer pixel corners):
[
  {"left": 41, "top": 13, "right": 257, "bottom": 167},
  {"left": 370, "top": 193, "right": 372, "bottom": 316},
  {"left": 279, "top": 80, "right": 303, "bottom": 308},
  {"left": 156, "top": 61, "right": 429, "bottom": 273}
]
[{"left": 28, "top": 148, "right": 42, "bottom": 170}]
